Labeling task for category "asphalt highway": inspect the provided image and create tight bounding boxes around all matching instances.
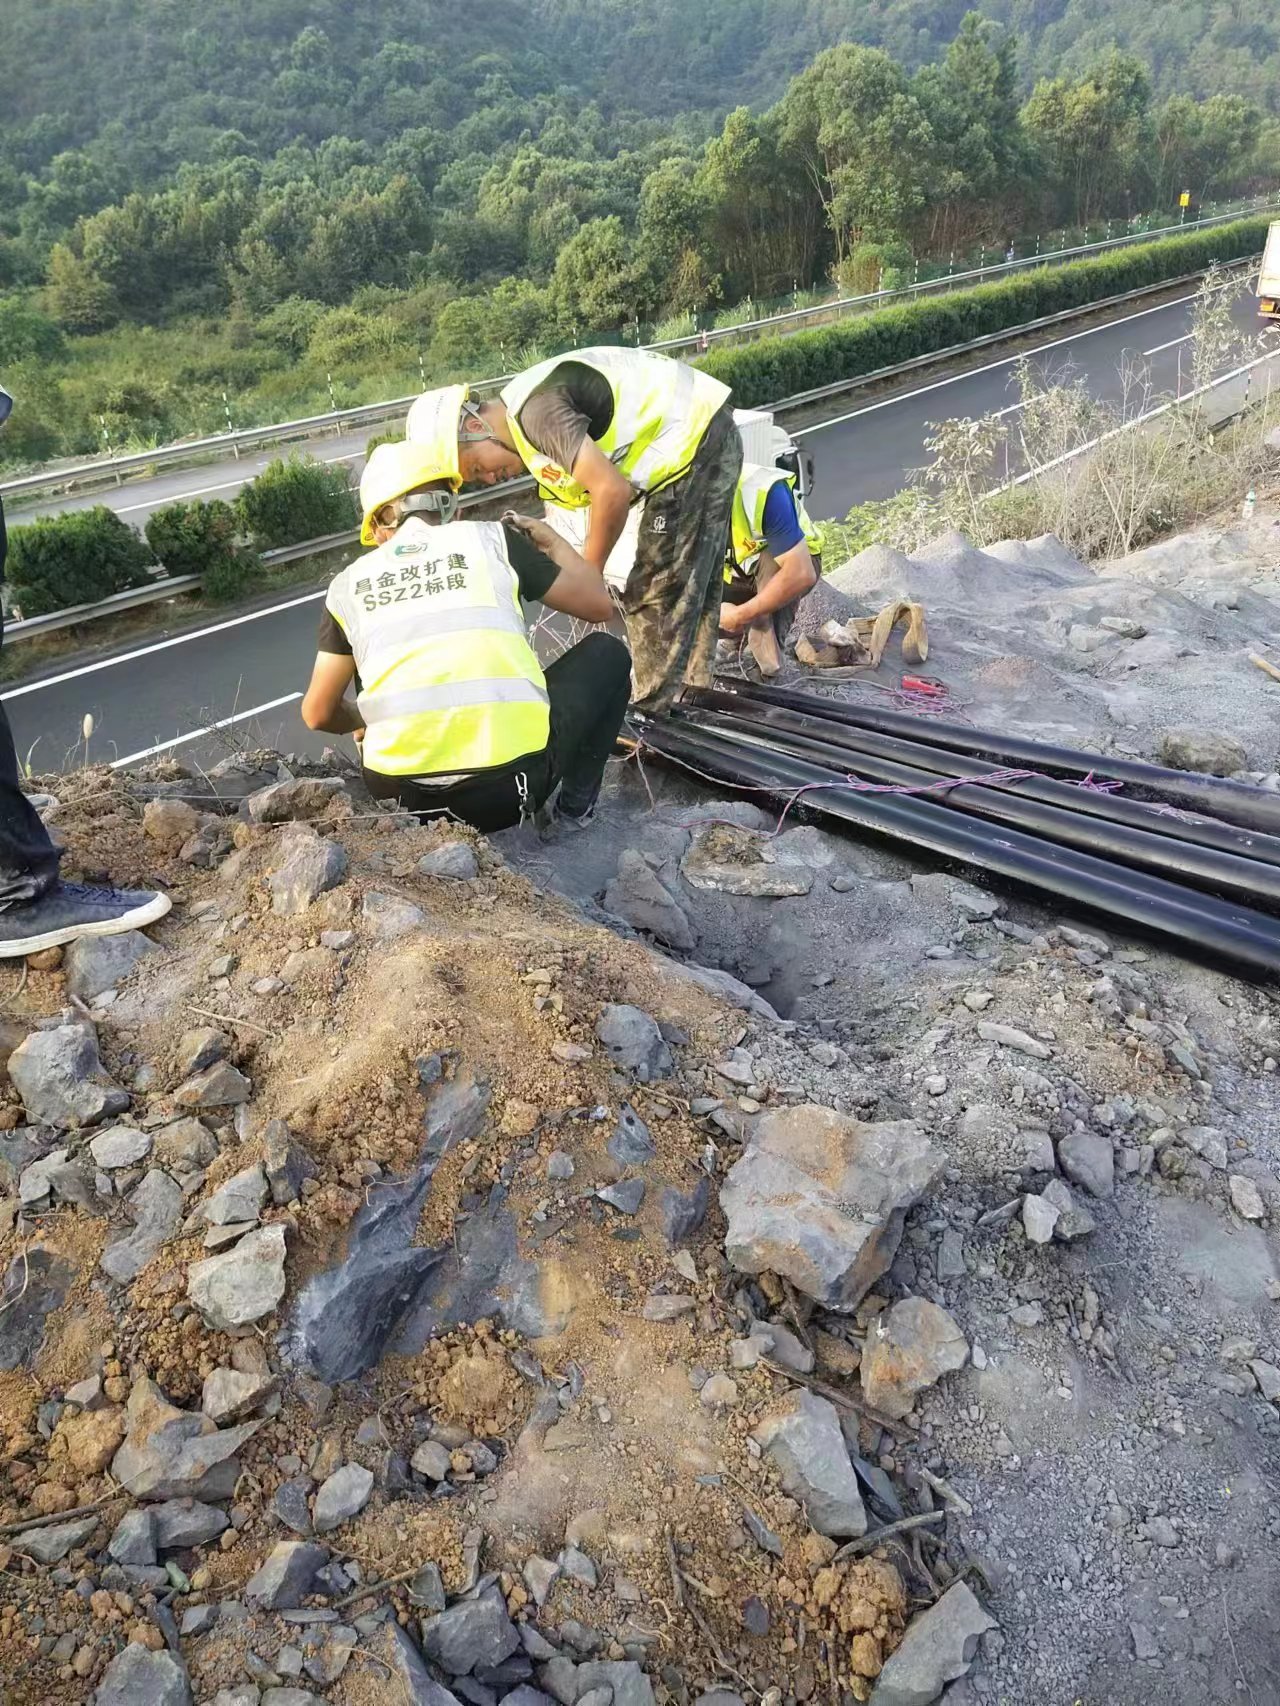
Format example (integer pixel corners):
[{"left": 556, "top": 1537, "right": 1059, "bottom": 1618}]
[{"left": 5, "top": 289, "right": 1276, "bottom": 777}]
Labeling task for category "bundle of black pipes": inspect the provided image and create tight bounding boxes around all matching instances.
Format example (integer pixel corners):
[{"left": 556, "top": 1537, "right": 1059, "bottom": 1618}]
[{"left": 635, "top": 705, "right": 1280, "bottom": 979}]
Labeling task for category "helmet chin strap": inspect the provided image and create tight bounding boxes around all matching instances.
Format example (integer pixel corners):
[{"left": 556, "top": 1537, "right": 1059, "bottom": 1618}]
[{"left": 459, "top": 399, "right": 498, "bottom": 444}]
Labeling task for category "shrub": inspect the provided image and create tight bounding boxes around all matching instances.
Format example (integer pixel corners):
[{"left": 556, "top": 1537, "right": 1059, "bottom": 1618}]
[
  {"left": 144, "top": 498, "right": 263, "bottom": 602},
  {"left": 700, "top": 216, "right": 1274, "bottom": 407},
  {"left": 0, "top": 300, "right": 64, "bottom": 366},
  {"left": 7, "top": 507, "right": 156, "bottom": 617},
  {"left": 235, "top": 454, "right": 358, "bottom": 549},
  {"left": 365, "top": 427, "right": 406, "bottom": 457}
]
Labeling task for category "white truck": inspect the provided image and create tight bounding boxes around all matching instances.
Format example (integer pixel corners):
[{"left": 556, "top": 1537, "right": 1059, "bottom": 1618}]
[
  {"left": 1259, "top": 221, "right": 1280, "bottom": 324},
  {"left": 542, "top": 408, "right": 812, "bottom": 591}
]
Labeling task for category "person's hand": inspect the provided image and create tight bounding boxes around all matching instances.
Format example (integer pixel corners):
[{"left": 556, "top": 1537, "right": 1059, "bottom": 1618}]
[
  {"left": 718, "top": 603, "right": 753, "bottom": 636},
  {"left": 503, "top": 510, "right": 564, "bottom": 555}
]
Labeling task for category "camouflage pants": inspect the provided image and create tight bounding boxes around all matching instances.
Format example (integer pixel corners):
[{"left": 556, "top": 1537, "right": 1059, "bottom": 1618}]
[{"left": 622, "top": 403, "right": 742, "bottom": 710}]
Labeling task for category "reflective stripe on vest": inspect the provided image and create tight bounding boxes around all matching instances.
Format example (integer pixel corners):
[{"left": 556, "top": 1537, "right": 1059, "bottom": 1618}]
[
  {"left": 327, "top": 517, "right": 549, "bottom": 778},
  {"left": 500, "top": 346, "right": 731, "bottom": 509},
  {"left": 726, "top": 465, "right": 820, "bottom": 579}
]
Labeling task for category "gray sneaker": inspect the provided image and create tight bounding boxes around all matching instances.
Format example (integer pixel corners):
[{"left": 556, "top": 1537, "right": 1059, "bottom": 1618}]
[{"left": 0, "top": 880, "right": 172, "bottom": 958}]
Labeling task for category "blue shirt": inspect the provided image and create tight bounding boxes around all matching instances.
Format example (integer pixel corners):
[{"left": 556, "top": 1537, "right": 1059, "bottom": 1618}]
[{"left": 761, "top": 480, "right": 804, "bottom": 557}]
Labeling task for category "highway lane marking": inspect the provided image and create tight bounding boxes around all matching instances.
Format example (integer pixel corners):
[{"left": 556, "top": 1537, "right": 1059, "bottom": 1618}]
[
  {"left": 112, "top": 450, "right": 361, "bottom": 516},
  {"left": 1143, "top": 332, "right": 1193, "bottom": 355},
  {"left": 0, "top": 590, "right": 326, "bottom": 701},
  {"left": 110, "top": 693, "right": 304, "bottom": 768},
  {"left": 794, "top": 293, "right": 1198, "bottom": 438}
]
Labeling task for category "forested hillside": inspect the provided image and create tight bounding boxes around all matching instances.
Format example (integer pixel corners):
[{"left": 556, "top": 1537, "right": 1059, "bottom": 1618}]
[{"left": 0, "top": 0, "right": 1276, "bottom": 468}]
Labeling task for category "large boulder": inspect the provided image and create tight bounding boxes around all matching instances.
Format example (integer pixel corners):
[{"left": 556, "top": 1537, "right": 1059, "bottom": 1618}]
[
  {"left": 752, "top": 1389, "right": 866, "bottom": 1538},
  {"left": 721, "top": 1105, "right": 945, "bottom": 1310},
  {"left": 860, "top": 1299, "right": 969, "bottom": 1421},
  {"left": 9, "top": 1023, "right": 128, "bottom": 1129}
]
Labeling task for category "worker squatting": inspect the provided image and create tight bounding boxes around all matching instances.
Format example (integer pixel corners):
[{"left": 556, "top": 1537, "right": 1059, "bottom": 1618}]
[{"left": 300, "top": 346, "right": 822, "bottom": 837}]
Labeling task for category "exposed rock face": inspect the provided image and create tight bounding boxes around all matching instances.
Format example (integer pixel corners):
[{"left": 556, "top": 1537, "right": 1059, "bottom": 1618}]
[
  {"left": 110, "top": 1377, "right": 261, "bottom": 1501},
  {"left": 721, "top": 1105, "right": 946, "bottom": 1310},
  {"left": 604, "top": 850, "right": 697, "bottom": 951}
]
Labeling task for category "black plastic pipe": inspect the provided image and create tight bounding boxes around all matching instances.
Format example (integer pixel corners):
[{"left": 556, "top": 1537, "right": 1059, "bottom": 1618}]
[
  {"left": 691, "top": 688, "right": 1280, "bottom": 871},
  {"left": 706, "top": 678, "right": 1280, "bottom": 836},
  {"left": 683, "top": 699, "right": 1280, "bottom": 909},
  {"left": 641, "top": 717, "right": 1280, "bottom": 977}
]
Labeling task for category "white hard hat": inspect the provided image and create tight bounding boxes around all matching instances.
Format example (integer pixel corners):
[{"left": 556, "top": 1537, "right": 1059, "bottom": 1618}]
[{"left": 405, "top": 384, "right": 469, "bottom": 490}]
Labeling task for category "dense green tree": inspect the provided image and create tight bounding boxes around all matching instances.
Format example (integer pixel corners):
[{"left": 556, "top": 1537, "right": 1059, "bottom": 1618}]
[{"left": 1022, "top": 50, "right": 1154, "bottom": 225}]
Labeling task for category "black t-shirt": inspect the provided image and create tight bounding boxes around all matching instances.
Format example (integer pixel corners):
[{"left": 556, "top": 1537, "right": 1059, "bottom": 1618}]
[{"left": 317, "top": 521, "right": 559, "bottom": 655}]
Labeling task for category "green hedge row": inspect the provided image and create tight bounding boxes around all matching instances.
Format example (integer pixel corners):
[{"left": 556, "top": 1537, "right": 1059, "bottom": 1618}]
[
  {"left": 7, "top": 454, "right": 357, "bottom": 618},
  {"left": 701, "top": 216, "right": 1273, "bottom": 408}
]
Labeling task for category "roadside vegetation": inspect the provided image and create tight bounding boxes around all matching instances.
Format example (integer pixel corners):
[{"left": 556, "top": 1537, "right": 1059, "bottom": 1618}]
[{"left": 1, "top": 0, "right": 1277, "bottom": 468}]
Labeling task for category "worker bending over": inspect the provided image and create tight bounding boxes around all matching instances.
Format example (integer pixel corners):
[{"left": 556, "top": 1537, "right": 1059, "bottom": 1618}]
[
  {"left": 406, "top": 346, "right": 742, "bottom": 708},
  {"left": 301, "top": 443, "right": 630, "bottom": 833},
  {"left": 719, "top": 463, "right": 821, "bottom": 677}
]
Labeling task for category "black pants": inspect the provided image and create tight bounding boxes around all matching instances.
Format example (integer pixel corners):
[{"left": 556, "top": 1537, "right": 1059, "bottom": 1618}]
[
  {"left": 364, "top": 632, "right": 632, "bottom": 835},
  {"left": 0, "top": 498, "right": 62, "bottom": 905}
]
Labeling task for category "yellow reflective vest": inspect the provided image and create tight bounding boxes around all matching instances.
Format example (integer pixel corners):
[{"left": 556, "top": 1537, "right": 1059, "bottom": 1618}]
[
  {"left": 501, "top": 346, "right": 731, "bottom": 509},
  {"left": 324, "top": 516, "right": 549, "bottom": 778},
  {"left": 726, "top": 464, "right": 822, "bottom": 581}
]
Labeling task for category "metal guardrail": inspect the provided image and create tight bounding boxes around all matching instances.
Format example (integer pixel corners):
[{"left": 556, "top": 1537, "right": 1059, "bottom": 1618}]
[
  {"left": 3, "top": 199, "right": 1276, "bottom": 506},
  {"left": 5, "top": 255, "right": 1274, "bottom": 648}
]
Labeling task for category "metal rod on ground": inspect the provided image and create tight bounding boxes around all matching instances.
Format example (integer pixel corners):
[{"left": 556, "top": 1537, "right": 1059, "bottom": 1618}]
[
  {"left": 708, "top": 680, "right": 1280, "bottom": 837},
  {"left": 674, "top": 709, "right": 1280, "bottom": 938},
  {"left": 691, "top": 690, "right": 1280, "bottom": 871},
  {"left": 681, "top": 700, "right": 1280, "bottom": 909},
  {"left": 692, "top": 692, "right": 1280, "bottom": 873},
  {"left": 639, "top": 718, "right": 1280, "bottom": 978}
]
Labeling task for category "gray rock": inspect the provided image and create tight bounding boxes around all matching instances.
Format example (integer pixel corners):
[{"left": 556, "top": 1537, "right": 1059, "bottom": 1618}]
[
  {"left": 261, "top": 1692, "right": 324, "bottom": 1706},
  {"left": 408, "top": 1562, "right": 447, "bottom": 1610},
  {"left": 152, "top": 1499, "right": 230, "bottom": 1549},
  {"left": 682, "top": 829, "right": 814, "bottom": 898},
  {"left": 245, "top": 1541, "right": 330, "bottom": 1610},
  {"left": 560, "top": 1546, "right": 597, "bottom": 1588},
  {"left": 66, "top": 1374, "right": 103, "bottom": 1408},
  {"left": 750, "top": 1318, "right": 815, "bottom": 1375},
  {"left": 274, "top": 1478, "right": 314, "bottom": 1535},
  {"left": 9, "top": 1023, "right": 128, "bottom": 1129},
  {"left": 598, "top": 1178, "right": 645, "bottom": 1215},
  {"left": 18, "top": 1146, "right": 69, "bottom": 1204},
  {"left": 64, "top": 931, "right": 158, "bottom": 1002},
  {"left": 268, "top": 829, "right": 348, "bottom": 915},
  {"left": 111, "top": 1377, "right": 261, "bottom": 1502},
  {"left": 153, "top": 1117, "right": 219, "bottom": 1174},
  {"left": 203, "top": 1164, "right": 268, "bottom": 1226},
  {"left": 1022, "top": 1194, "right": 1059, "bottom": 1244},
  {"left": 0, "top": 1243, "right": 71, "bottom": 1368},
  {"left": 604, "top": 850, "right": 697, "bottom": 951},
  {"left": 418, "top": 842, "right": 480, "bottom": 881},
  {"left": 860, "top": 1299, "right": 969, "bottom": 1421},
  {"left": 870, "top": 1581, "right": 996, "bottom": 1706},
  {"left": 1057, "top": 1132, "right": 1114, "bottom": 1199},
  {"left": 173, "top": 1027, "right": 229, "bottom": 1077},
  {"left": 976, "top": 1022, "right": 1051, "bottom": 1060},
  {"left": 643, "top": 1293, "right": 696, "bottom": 1321},
  {"left": 90, "top": 1125, "right": 152, "bottom": 1169},
  {"left": 108, "top": 1508, "right": 157, "bottom": 1565},
  {"left": 362, "top": 890, "right": 427, "bottom": 941},
  {"left": 173, "top": 1061, "right": 252, "bottom": 1109},
  {"left": 572, "top": 1662, "right": 655, "bottom": 1706},
  {"left": 188, "top": 1223, "right": 287, "bottom": 1329},
  {"left": 752, "top": 1389, "right": 866, "bottom": 1538},
  {"left": 721, "top": 1105, "right": 945, "bottom": 1311},
  {"left": 595, "top": 1005, "right": 673, "bottom": 1081},
  {"left": 312, "top": 1462, "right": 374, "bottom": 1533},
  {"left": 263, "top": 1119, "right": 316, "bottom": 1207},
  {"left": 546, "top": 1151, "right": 575, "bottom": 1182},
  {"left": 1041, "top": 1177, "right": 1096, "bottom": 1239},
  {"left": 92, "top": 1645, "right": 192, "bottom": 1706},
  {"left": 660, "top": 1176, "right": 709, "bottom": 1247},
  {"left": 502, "top": 1692, "right": 556, "bottom": 1706},
  {"left": 384, "top": 1620, "right": 464, "bottom": 1704},
  {"left": 23, "top": 1513, "right": 100, "bottom": 1563},
  {"left": 245, "top": 777, "right": 346, "bottom": 824},
  {"left": 421, "top": 1586, "right": 521, "bottom": 1676},
  {"left": 411, "top": 1440, "right": 453, "bottom": 1482},
  {"left": 1230, "top": 1175, "right": 1267, "bottom": 1220},
  {"left": 606, "top": 1103, "right": 656, "bottom": 1166},
  {"left": 101, "top": 1168, "right": 184, "bottom": 1283},
  {"left": 179, "top": 1605, "right": 218, "bottom": 1637},
  {"left": 202, "top": 1367, "right": 280, "bottom": 1425},
  {"left": 1156, "top": 728, "right": 1247, "bottom": 777},
  {"left": 524, "top": 1555, "right": 559, "bottom": 1608}
]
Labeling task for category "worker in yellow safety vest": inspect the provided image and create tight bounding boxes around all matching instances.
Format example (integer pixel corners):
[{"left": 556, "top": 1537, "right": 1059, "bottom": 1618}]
[
  {"left": 405, "top": 346, "right": 743, "bottom": 709},
  {"left": 300, "top": 442, "right": 631, "bottom": 833},
  {"left": 719, "top": 463, "right": 821, "bottom": 677}
]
